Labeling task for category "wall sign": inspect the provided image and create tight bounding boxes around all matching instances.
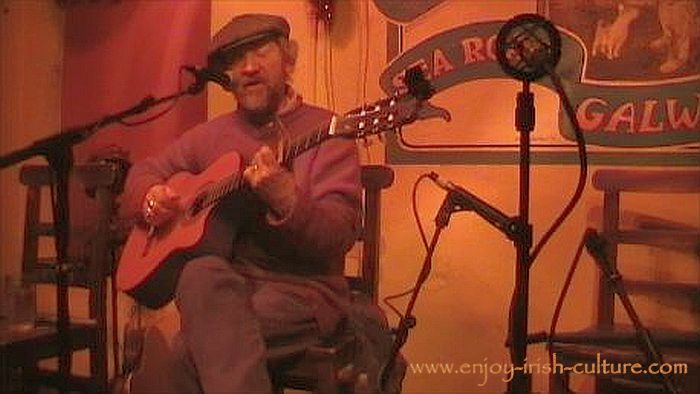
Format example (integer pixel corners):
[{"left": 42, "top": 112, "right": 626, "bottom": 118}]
[{"left": 375, "top": 0, "right": 699, "bottom": 166}]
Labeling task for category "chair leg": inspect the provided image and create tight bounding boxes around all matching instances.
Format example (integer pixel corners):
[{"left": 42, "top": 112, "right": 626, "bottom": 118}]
[
  {"left": 272, "top": 385, "right": 285, "bottom": 394},
  {"left": 20, "top": 355, "right": 39, "bottom": 394},
  {"left": 550, "top": 371, "right": 570, "bottom": 394},
  {"left": 595, "top": 375, "right": 613, "bottom": 393},
  {"left": 314, "top": 361, "right": 339, "bottom": 394},
  {"left": 91, "top": 339, "right": 108, "bottom": 393}
]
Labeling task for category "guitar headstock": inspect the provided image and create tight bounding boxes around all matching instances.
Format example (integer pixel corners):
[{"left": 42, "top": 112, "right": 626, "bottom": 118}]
[
  {"left": 283, "top": 68, "right": 447, "bottom": 164},
  {"left": 333, "top": 94, "right": 423, "bottom": 139},
  {"left": 331, "top": 66, "right": 448, "bottom": 139}
]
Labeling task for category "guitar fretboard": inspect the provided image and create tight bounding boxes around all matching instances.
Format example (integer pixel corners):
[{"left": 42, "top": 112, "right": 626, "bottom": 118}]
[
  {"left": 189, "top": 172, "right": 242, "bottom": 216},
  {"left": 281, "top": 117, "right": 336, "bottom": 166}
]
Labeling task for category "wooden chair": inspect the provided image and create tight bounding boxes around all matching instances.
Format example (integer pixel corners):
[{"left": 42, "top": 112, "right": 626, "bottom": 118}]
[
  {"left": 545, "top": 169, "right": 700, "bottom": 393},
  {"left": 0, "top": 163, "right": 122, "bottom": 393},
  {"left": 269, "top": 164, "right": 396, "bottom": 393},
  {"left": 120, "top": 164, "right": 398, "bottom": 394}
]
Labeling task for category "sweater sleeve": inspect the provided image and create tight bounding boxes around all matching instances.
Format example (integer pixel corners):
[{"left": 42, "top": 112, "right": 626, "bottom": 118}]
[
  {"left": 119, "top": 127, "right": 205, "bottom": 222},
  {"left": 267, "top": 137, "right": 362, "bottom": 265}
]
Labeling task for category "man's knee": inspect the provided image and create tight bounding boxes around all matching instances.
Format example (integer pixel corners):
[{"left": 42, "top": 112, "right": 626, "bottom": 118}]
[{"left": 176, "top": 255, "right": 246, "bottom": 300}]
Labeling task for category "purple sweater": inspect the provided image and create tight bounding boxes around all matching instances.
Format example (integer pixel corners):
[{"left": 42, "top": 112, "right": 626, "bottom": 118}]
[{"left": 120, "top": 102, "right": 362, "bottom": 280}]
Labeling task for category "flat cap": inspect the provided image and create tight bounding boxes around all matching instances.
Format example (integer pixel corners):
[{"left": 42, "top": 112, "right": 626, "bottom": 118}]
[{"left": 210, "top": 13, "right": 290, "bottom": 56}]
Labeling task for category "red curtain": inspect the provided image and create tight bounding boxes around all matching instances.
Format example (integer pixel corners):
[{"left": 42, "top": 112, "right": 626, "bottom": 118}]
[
  {"left": 63, "top": 1, "right": 210, "bottom": 162},
  {"left": 61, "top": 1, "right": 210, "bottom": 226}
]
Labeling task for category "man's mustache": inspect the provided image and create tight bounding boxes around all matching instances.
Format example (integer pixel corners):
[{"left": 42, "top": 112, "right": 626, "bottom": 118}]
[{"left": 231, "top": 79, "right": 266, "bottom": 89}]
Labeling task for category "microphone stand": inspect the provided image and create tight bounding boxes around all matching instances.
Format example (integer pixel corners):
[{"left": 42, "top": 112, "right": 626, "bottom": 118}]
[
  {"left": 507, "top": 79, "right": 535, "bottom": 394},
  {"left": 380, "top": 191, "right": 464, "bottom": 391},
  {"left": 494, "top": 14, "right": 580, "bottom": 393},
  {"left": 0, "top": 78, "right": 205, "bottom": 391},
  {"left": 432, "top": 168, "right": 531, "bottom": 392},
  {"left": 381, "top": 181, "right": 522, "bottom": 390},
  {"left": 584, "top": 229, "right": 679, "bottom": 394}
]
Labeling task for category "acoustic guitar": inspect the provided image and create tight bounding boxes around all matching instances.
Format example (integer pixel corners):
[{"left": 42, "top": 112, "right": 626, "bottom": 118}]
[{"left": 116, "top": 76, "right": 446, "bottom": 307}]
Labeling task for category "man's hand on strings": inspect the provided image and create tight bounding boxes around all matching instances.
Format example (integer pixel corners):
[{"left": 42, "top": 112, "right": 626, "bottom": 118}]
[{"left": 243, "top": 145, "right": 297, "bottom": 219}]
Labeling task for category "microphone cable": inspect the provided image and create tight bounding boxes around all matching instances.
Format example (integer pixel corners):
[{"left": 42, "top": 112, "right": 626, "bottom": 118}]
[
  {"left": 382, "top": 172, "right": 433, "bottom": 320},
  {"left": 528, "top": 69, "right": 588, "bottom": 268},
  {"left": 118, "top": 66, "right": 191, "bottom": 127},
  {"left": 546, "top": 231, "right": 587, "bottom": 368}
]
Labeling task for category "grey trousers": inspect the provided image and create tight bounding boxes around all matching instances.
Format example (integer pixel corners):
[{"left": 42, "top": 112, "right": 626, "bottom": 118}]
[{"left": 172, "top": 255, "right": 329, "bottom": 394}]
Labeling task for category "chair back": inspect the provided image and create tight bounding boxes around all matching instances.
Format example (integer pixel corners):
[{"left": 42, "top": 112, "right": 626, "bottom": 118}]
[
  {"left": 592, "top": 169, "right": 700, "bottom": 328},
  {"left": 20, "top": 164, "right": 119, "bottom": 288},
  {"left": 346, "top": 165, "right": 394, "bottom": 303},
  {"left": 16, "top": 162, "right": 122, "bottom": 392}
]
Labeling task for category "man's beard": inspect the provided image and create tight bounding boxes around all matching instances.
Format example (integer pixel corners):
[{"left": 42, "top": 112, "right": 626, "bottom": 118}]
[{"left": 235, "top": 81, "right": 286, "bottom": 125}]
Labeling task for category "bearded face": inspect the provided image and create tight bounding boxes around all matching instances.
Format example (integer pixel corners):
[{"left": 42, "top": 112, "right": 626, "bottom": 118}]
[{"left": 225, "top": 39, "right": 292, "bottom": 121}]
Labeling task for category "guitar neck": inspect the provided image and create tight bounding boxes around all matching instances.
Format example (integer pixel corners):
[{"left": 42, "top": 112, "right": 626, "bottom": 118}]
[
  {"left": 280, "top": 116, "right": 337, "bottom": 166},
  {"left": 195, "top": 117, "right": 337, "bottom": 213}
]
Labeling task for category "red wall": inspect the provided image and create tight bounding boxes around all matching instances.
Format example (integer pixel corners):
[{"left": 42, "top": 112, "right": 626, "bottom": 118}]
[{"left": 62, "top": 1, "right": 210, "bottom": 163}]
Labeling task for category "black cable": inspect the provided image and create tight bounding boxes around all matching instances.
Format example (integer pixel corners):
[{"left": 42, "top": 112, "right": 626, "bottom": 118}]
[
  {"left": 382, "top": 173, "right": 433, "bottom": 319},
  {"left": 118, "top": 66, "right": 188, "bottom": 127},
  {"left": 383, "top": 287, "right": 415, "bottom": 320},
  {"left": 547, "top": 232, "right": 587, "bottom": 366},
  {"left": 528, "top": 71, "right": 588, "bottom": 268},
  {"left": 322, "top": 21, "right": 333, "bottom": 112},
  {"left": 110, "top": 250, "right": 120, "bottom": 376},
  {"left": 327, "top": 23, "right": 336, "bottom": 111},
  {"left": 362, "top": 0, "right": 369, "bottom": 103},
  {"left": 413, "top": 174, "right": 432, "bottom": 250},
  {"left": 360, "top": 1, "right": 372, "bottom": 163}
]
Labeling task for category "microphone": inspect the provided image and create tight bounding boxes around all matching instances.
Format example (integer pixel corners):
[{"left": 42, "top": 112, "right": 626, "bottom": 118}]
[
  {"left": 183, "top": 65, "right": 231, "bottom": 93},
  {"left": 427, "top": 172, "right": 516, "bottom": 237},
  {"left": 428, "top": 171, "right": 463, "bottom": 195},
  {"left": 495, "top": 13, "right": 562, "bottom": 82}
]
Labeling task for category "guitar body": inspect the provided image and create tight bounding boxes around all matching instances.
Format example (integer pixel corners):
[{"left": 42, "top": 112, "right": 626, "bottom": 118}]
[{"left": 116, "top": 152, "right": 242, "bottom": 308}]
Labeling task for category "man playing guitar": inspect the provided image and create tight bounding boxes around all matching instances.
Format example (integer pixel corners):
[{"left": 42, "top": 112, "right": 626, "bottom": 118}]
[{"left": 119, "top": 13, "right": 362, "bottom": 393}]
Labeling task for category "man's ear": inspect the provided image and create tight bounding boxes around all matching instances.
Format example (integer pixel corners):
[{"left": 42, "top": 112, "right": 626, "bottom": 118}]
[
  {"left": 284, "top": 39, "right": 298, "bottom": 74},
  {"left": 287, "top": 39, "right": 299, "bottom": 63}
]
